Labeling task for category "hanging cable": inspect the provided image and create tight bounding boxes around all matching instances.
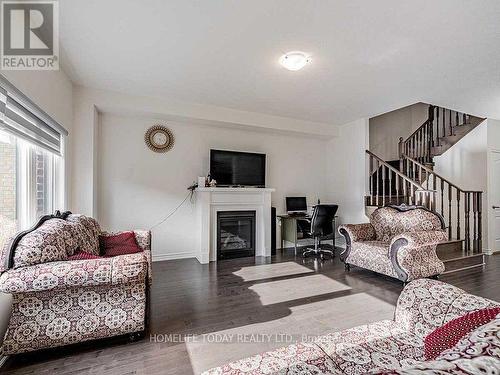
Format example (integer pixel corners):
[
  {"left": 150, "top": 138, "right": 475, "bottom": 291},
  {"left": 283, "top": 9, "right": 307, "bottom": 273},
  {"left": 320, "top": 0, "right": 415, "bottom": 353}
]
[{"left": 149, "top": 190, "right": 194, "bottom": 231}]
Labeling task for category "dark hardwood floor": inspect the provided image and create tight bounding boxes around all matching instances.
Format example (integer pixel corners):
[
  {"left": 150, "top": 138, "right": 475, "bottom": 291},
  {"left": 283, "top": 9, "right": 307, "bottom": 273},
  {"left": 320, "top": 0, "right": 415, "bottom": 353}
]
[{"left": 2, "top": 249, "right": 500, "bottom": 375}]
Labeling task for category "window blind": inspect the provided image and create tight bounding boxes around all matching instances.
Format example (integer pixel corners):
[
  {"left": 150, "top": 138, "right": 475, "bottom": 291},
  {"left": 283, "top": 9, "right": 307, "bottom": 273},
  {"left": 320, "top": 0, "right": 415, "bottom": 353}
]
[{"left": 0, "top": 74, "right": 68, "bottom": 155}]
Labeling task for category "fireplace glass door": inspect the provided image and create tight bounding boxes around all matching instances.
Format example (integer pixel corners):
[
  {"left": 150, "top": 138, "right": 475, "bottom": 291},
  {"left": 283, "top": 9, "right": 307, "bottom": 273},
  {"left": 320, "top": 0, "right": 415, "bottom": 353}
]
[{"left": 217, "top": 211, "right": 256, "bottom": 260}]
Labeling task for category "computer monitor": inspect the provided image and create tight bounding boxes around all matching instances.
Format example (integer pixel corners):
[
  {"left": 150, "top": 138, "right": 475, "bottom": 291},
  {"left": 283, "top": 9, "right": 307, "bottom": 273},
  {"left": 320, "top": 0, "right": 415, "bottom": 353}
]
[{"left": 286, "top": 197, "right": 307, "bottom": 214}]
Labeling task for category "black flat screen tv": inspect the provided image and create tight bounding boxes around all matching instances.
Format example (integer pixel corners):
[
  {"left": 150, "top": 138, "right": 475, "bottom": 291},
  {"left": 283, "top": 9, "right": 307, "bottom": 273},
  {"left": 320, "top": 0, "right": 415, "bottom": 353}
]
[{"left": 210, "top": 149, "right": 266, "bottom": 187}]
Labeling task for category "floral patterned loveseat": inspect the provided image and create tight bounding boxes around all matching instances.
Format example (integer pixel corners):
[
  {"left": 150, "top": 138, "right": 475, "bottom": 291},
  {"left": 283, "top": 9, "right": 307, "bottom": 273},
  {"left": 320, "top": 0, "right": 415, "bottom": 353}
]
[
  {"left": 203, "top": 279, "right": 500, "bottom": 375},
  {"left": 339, "top": 205, "right": 447, "bottom": 282},
  {"left": 0, "top": 213, "right": 152, "bottom": 355}
]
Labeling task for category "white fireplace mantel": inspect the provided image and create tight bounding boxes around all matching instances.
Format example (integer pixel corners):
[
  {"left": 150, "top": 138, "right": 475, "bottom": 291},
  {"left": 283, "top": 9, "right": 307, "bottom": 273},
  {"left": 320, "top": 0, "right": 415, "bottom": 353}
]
[{"left": 195, "top": 187, "right": 275, "bottom": 264}]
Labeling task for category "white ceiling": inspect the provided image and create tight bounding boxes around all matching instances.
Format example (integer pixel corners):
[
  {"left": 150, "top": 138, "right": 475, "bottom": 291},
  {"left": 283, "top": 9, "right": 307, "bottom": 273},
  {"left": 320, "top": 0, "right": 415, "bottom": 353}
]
[{"left": 60, "top": 0, "right": 500, "bottom": 125}]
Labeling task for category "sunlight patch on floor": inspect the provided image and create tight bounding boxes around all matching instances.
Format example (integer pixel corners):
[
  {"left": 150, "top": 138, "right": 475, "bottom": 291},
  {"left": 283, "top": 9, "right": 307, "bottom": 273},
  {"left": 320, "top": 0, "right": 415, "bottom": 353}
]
[
  {"left": 232, "top": 261, "right": 313, "bottom": 281},
  {"left": 185, "top": 292, "right": 394, "bottom": 374},
  {"left": 248, "top": 274, "right": 351, "bottom": 305}
]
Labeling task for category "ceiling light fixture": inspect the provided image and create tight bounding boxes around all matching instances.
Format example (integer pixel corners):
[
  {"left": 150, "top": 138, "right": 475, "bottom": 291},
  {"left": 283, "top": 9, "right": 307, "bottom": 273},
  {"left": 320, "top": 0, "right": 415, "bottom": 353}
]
[{"left": 279, "top": 51, "right": 312, "bottom": 71}]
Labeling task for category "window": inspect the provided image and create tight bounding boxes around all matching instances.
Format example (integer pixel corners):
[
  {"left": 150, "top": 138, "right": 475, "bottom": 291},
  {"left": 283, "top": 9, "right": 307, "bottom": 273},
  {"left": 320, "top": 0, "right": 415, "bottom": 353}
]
[
  {"left": 0, "top": 131, "right": 17, "bottom": 247},
  {"left": 0, "top": 75, "right": 67, "bottom": 249},
  {"left": 0, "top": 130, "right": 64, "bottom": 248}
]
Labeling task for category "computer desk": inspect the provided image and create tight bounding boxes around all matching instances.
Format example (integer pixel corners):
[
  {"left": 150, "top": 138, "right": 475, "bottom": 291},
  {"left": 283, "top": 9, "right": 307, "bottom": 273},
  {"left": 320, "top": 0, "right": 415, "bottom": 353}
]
[{"left": 278, "top": 214, "right": 337, "bottom": 255}]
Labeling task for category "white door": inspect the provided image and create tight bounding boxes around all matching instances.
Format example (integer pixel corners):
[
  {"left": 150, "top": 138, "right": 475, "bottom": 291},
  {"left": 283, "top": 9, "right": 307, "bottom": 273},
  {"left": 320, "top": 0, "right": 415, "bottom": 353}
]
[{"left": 489, "top": 150, "right": 500, "bottom": 253}]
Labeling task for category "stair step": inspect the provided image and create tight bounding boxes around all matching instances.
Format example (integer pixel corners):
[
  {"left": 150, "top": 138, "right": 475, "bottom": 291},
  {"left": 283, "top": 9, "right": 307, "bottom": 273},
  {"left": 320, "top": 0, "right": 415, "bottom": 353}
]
[
  {"left": 436, "top": 239, "right": 464, "bottom": 259},
  {"left": 442, "top": 253, "right": 484, "bottom": 274}
]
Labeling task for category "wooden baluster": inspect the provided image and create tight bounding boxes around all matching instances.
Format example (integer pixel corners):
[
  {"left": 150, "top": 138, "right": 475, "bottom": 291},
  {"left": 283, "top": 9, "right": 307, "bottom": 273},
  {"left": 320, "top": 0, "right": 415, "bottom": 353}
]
[
  {"left": 376, "top": 160, "right": 380, "bottom": 207},
  {"left": 427, "top": 121, "right": 432, "bottom": 162},
  {"left": 473, "top": 192, "right": 477, "bottom": 252},
  {"left": 465, "top": 192, "right": 470, "bottom": 251},
  {"left": 416, "top": 131, "right": 420, "bottom": 161},
  {"left": 440, "top": 179, "right": 444, "bottom": 216},
  {"left": 448, "top": 184, "right": 452, "bottom": 239},
  {"left": 403, "top": 177, "right": 407, "bottom": 204},
  {"left": 423, "top": 124, "right": 427, "bottom": 162},
  {"left": 477, "top": 193, "right": 482, "bottom": 252},
  {"left": 421, "top": 129, "right": 424, "bottom": 161},
  {"left": 455, "top": 111, "right": 459, "bottom": 127},
  {"left": 396, "top": 171, "right": 400, "bottom": 204},
  {"left": 436, "top": 107, "right": 440, "bottom": 145},
  {"left": 449, "top": 109, "right": 453, "bottom": 135},
  {"left": 456, "top": 190, "right": 460, "bottom": 240},
  {"left": 389, "top": 169, "right": 392, "bottom": 204},
  {"left": 382, "top": 165, "right": 386, "bottom": 206},
  {"left": 369, "top": 155, "right": 374, "bottom": 205},
  {"left": 410, "top": 184, "right": 414, "bottom": 205},
  {"left": 416, "top": 131, "right": 419, "bottom": 160},
  {"left": 432, "top": 172, "right": 436, "bottom": 211},
  {"left": 442, "top": 107, "right": 446, "bottom": 140},
  {"left": 420, "top": 128, "right": 423, "bottom": 162},
  {"left": 463, "top": 113, "right": 466, "bottom": 125}
]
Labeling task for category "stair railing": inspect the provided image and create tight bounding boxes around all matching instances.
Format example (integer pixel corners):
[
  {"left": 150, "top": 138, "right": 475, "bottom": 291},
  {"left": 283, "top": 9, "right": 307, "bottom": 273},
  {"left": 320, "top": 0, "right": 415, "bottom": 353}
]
[
  {"left": 401, "top": 154, "right": 482, "bottom": 252},
  {"left": 399, "top": 105, "right": 471, "bottom": 164},
  {"left": 366, "top": 150, "right": 436, "bottom": 209}
]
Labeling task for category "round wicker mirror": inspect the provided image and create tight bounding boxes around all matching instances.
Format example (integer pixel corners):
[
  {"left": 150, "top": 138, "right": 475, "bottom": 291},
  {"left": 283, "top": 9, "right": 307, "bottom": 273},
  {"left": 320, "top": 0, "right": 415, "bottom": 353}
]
[{"left": 145, "top": 125, "right": 174, "bottom": 153}]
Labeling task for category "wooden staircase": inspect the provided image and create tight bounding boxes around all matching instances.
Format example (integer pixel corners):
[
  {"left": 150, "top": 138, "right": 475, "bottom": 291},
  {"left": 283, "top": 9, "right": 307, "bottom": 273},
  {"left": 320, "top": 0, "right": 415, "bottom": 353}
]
[
  {"left": 366, "top": 104, "right": 485, "bottom": 274},
  {"left": 399, "top": 105, "right": 485, "bottom": 165},
  {"left": 436, "top": 239, "right": 484, "bottom": 273}
]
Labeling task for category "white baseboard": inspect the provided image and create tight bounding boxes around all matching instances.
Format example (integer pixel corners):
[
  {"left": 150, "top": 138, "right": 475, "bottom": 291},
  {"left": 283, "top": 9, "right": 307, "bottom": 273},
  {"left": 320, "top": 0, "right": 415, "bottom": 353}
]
[
  {"left": 483, "top": 248, "right": 499, "bottom": 256},
  {"left": 152, "top": 252, "right": 197, "bottom": 262}
]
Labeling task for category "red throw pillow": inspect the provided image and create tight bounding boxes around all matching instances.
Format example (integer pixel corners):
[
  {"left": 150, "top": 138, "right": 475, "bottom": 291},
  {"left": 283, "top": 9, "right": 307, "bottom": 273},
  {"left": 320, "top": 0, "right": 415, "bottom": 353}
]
[
  {"left": 100, "top": 231, "right": 142, "bottom": 257},
  {"left": 68, "top": 251, "right": 101, "bottom": 260},
  {"left": 424, "top": 307, "right": 500, "bottom": 360}
]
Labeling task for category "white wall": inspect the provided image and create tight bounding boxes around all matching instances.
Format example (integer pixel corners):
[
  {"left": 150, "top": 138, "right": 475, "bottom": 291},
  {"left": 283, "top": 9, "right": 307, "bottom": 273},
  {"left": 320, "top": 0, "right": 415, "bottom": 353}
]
[
  {"left": 369, "top": 103, "right": 428, "bottom": 160},
  {"left": 434, "top": 121, "right": 488, "bottom": 192},
  {"left": 1, "top": 70, "right": 74, "bottom": 206},
  {"left": 326, "top": 118, "right": 369, "bottom": 226},
  {"left": 97, "top": 113, "right": 330, "bottom": 260},
  {"left": 71, "top": 86, "right": 338, "bottom": 217}
]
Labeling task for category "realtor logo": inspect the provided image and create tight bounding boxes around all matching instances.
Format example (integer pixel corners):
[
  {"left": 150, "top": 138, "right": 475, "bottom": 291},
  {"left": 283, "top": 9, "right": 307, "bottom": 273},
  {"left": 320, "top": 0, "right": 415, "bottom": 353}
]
[{"left": 1, "top": 1, "right": 59, "bottom": 70}]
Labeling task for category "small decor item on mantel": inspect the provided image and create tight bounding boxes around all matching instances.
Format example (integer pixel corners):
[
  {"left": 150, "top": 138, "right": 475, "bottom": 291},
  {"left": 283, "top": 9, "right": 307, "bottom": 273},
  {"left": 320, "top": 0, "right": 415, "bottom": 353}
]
[
  {"left": 209, "top": 179, "right": 217, "bottom": 187},
  {"left": 198, "top": 176, "right": 206, "bottom": 188},
  {"left": 145, "top": 125, "right": 174, "bottom": 153}
]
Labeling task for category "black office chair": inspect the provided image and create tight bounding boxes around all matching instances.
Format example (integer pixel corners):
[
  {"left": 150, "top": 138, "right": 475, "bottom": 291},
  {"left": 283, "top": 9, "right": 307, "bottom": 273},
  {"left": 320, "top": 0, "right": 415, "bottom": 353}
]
[{"left": 303, "top": 204, "right": 339, "bottom": 259}]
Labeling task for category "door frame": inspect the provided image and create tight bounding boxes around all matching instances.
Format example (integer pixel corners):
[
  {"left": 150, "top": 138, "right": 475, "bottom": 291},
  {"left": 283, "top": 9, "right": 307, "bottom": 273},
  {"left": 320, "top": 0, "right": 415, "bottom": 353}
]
[{"left": 486, "top": 148, "right": 500, "bottom": 255}]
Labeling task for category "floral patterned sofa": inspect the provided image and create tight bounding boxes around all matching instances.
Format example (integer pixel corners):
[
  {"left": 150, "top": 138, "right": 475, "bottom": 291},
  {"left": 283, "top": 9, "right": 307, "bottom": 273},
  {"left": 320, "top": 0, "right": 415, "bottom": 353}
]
[
  {"left": 202, "top": 279, "right": 500, "bottom": 375},
  {"left": 339, "top": 205, "right": 447, "bottom": 282},
  {"left": 0, "top": 213, "right": 152, "bottom": 355}
]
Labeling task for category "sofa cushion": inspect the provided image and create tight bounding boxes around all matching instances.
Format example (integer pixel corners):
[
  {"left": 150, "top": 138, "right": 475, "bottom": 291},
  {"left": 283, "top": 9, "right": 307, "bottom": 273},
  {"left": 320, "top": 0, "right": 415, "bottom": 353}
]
[
  {"left": 0, "top": 251, "right": 149, "bottom": 294},
  {"left": 13, "top": 219, "right": 72, "bottom": 269},
  {"left": 65, "top": 214, "right": 101, "bottom": 255},
  {"left": 369, "top": 313, "right": 500, "bottom": 374},
  {"left": 315, "top": 320, "right": 424, "bottom": 374},
  {"left": 347, "top": 241, "right": 398, "bottom": 278},
  {"left": 201, "top": 342, "right": 339, "bottom": 375},
  {"left": 424, "top": 307, "right": 500, "bottom": 360},
  {"left": 11, "top": 215, "right": 101, "bottom": 269},
  {"left": 100, "top": 232, "right": 142, "bottom": 257},
  {"left": 371, "top": 207, "right": 443, "bottom": 242}
]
